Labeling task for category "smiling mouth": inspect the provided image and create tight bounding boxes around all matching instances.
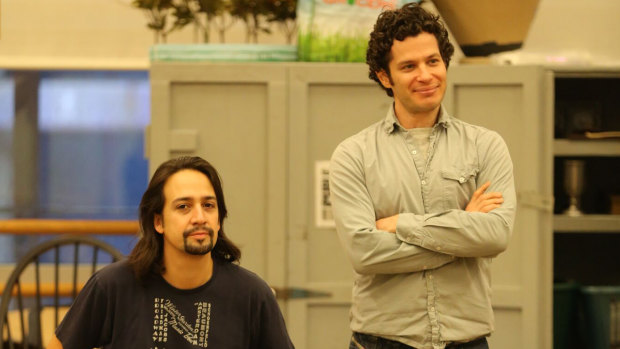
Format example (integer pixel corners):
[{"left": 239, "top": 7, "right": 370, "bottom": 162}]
[{"left": 414, "top": 86, "right": 439, "bottom": 94}]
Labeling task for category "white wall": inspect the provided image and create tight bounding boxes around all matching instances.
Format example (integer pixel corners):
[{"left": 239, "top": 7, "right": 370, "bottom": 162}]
[
  {"left": 2, "top": 0, "right": 619, "bottom": 69},
  {"left": 492, "top": 0, "right": 620, "bottom": 66},
  {"left": 0, "top": 0, "right": 290, "bottom": 70}
]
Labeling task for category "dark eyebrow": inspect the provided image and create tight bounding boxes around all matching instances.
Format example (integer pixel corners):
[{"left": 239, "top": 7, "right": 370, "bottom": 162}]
[
  {"left": 396, "top": 60, "right": 416, "bottom": 67},
  {"left": 172, "top": 195, "right": 217, "bottom": 204},
  {"left": 397, "top": 53, "right": 441, "bottom": 66}
]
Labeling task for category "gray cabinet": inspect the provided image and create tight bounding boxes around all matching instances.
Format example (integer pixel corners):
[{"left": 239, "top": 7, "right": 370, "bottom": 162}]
[
  {"left": 446, "top": 66, "right": 620, "bottom": 349},
  {"left": 445, "top": 65, "right": 553, "bottom": 349},
  {"left": 149, "top": 62, "right": 619, "bottom": 349},
  {"left": 148, "top": 63, "right": 289, "bottom": 289}
]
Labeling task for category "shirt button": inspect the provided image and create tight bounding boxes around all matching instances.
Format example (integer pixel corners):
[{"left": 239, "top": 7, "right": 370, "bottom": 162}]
[
  {"left": 436, "top": 246, "right": 442, "bottom": 251},
  {"left": 421, "top": 180, "right": 427, "bottom": 185},
  {"left": 412, "top": 150, "right": 417, "bottom": 155},
  {"left": 430, "top": 307, "right": 435, "bottom": 312},
  {"left": 459, "top": 177, "right": 465, "bottom": 183}
]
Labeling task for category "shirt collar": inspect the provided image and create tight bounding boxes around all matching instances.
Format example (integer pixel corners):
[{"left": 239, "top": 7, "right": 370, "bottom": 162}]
[{"left": 382, "top": 104, "right": 452, "bottom": 134}]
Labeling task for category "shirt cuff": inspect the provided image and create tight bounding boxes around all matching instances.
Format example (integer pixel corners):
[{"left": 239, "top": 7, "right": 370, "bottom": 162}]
[{"left": 395, "top": 213, "right": 426, "bottom": 246}]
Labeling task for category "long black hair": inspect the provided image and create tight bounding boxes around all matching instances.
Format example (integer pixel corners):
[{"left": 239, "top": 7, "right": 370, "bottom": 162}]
[{"left": 128, "top": 156, "right": 241, "bottom": 282}]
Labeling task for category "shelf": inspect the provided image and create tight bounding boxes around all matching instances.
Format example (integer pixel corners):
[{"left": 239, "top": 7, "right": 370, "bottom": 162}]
[
  {"left": 554, "top": 214, "right": 620, "bottom": 233},
  {"left": 554, "top": 139, "right": 620, "bottom": 156}
]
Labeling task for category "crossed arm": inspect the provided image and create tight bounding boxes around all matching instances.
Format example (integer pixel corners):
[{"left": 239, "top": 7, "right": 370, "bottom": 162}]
[
  {"left": 329, "top": 133, "right": 516, "bottom": 275},
  {"left": 376, "top": 181, "right": 504, "bottom": 232}
]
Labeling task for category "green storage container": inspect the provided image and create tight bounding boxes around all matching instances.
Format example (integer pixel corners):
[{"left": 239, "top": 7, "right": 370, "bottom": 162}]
[
  {"left": 554, "top": 282, "right": 580, "bottom": 349},
  {"left": 581, "top": 286, "right": 620, "bottom": 349}
]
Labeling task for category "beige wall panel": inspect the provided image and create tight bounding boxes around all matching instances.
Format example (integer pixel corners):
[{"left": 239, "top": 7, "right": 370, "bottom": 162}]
[
  {"left": 149, "top": 63, "right": 288, "bottom": 288},
  {"left": 445, "top": 66, "right": 552, "bottom": 349},
  {"left": 452, "top": 84, "right": 527, "bottom": 288},
  {"left": 488, "top": 309, "right": 523, "bottom": 349},
  {"left": 287, "top": 65, "right": 391, "bottom": 348},
  {"left": 169, "top": 82, "right": 269, "bottom": 276},
  {"left": 307, "top": 305, "right": 352, "bottom": 349},
  {"left": 305, "top": 83, "right": 390, "bottom": 283},
  {"left": 307, "top": 229, "right": 352, "bottom": 283}
]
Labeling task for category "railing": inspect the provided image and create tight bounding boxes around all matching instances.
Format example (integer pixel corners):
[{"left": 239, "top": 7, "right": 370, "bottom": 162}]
[
  {"left": 0, "top": 220, "right": 329, "bottom": 300},
  {"left": 0, "top": 219, "right": 138, "bottom": 297},
  {"left": 0, "top": 219, "right": 139, "bottom": 235}
]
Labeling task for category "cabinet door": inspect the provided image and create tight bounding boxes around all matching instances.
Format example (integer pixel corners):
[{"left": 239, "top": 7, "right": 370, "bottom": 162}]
[
  {"left": 149, "top": 62, "right": 288, "bottom": 287},
  {"left": 287, "top": 63, "right": 392, "bottom": 349},
  {"left": 444, "top": 65, "right": 553, "bottom": 349}
]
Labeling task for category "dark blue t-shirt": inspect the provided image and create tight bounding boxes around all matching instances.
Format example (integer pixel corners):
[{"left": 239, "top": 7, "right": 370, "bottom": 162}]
[{"left": 55, "top": 259, "right": 294, "bottom": 349}]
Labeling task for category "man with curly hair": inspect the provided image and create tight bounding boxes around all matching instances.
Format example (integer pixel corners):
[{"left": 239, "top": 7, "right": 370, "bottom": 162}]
[{"left": 329, "top": 2, "right": 516, "bottom": 348}]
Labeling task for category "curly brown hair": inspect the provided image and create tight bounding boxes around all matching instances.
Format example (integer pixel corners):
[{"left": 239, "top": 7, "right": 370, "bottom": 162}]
[{"left": 366, "top": 1, "right": 454, "bottom": 97}]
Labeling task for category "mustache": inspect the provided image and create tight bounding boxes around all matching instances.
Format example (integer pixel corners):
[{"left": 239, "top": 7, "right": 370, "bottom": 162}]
[{"left": 183, "top": 226, "right": 214, "bottom": 238}]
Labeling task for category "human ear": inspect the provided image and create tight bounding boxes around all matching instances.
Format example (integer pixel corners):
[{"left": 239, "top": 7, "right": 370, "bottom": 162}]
[
  {"left": 376, "top": 70, "right": 392, "bottom": 89},
  {"left": 154, "top": 214, "right": 164, "bottom": 234}
]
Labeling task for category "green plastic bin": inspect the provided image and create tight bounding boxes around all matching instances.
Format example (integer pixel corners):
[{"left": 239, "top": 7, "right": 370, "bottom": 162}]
[
  {"left": 554, "top": 282, "right": 580, "bottom": 349},
  {"left": 580, "top": 286, "right": 620, "bottom": 349}
]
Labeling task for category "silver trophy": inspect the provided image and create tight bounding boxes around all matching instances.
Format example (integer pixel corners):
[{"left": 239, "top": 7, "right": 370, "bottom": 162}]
[{"left": 563, "top": 159, "right": 585, "bottom": 216}]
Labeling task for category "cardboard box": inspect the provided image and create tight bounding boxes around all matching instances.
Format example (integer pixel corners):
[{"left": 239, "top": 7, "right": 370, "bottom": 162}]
[{"left": 433, "top": 0, "right": 539, "bottom": 57}]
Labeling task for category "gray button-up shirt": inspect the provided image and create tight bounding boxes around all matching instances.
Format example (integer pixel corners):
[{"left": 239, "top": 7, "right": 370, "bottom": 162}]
[{"left": 329, "top": 106, "right": 516, "bottom": 349}]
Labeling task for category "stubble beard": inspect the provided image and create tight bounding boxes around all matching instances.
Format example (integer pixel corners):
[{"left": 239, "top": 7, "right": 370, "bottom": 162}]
[{"left": 183, "top": 226, "right": 215, "bottom": 255}]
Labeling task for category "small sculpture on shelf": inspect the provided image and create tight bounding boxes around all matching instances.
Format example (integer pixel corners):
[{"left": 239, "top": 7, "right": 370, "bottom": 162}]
[{"left": 563, "top": 159, "right": 585, "bottom": 216}]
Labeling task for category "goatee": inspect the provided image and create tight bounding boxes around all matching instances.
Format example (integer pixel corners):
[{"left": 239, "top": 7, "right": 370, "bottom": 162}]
[{"left": 183, "top": 226, "right": 214, "bottom": 255}]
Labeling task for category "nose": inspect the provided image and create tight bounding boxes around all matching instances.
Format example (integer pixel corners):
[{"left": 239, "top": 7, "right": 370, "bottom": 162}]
[
  {"left": 191, "top": 206, "right": 207, "bottom": 224},
  {"left": 417, "top": 64, "right": 432, "bottom": 81}
]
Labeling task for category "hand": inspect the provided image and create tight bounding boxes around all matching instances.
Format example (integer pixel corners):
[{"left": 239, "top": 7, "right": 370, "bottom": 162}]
[
  {"left": 466, "top": 181, "right": 504, "bottom": 213},
  {"left": 376, "top": 214, "right": 398, "bottom": 233}
]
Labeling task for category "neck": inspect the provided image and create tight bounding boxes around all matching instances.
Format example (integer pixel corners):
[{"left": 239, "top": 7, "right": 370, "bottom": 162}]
[
  {"left": 394, "top": 103, "right": 440, "bottom": 129},
  {"left": 161, "top": 249, "right": 214, "bottom": 289}
]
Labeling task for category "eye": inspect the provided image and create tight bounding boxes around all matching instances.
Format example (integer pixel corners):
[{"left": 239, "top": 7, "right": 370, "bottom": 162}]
[
  {"left": 428, "top": 58, "right": 441, "bottom": 65},
  {"left": 203, "top": 202, "right": 216, "bottom": 209},
  {"left": 176, "top": 203, "right": 190, "bottom": 211}
]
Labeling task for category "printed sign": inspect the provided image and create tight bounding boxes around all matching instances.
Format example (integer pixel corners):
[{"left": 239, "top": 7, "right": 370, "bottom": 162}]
[{"left": 315, "top": 160, "right": 335, "bottom": 228}]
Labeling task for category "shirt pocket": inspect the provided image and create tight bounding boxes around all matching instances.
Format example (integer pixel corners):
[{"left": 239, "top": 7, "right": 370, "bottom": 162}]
[{"left": 440, "top": 166, "right": 479, "bottom": 210}]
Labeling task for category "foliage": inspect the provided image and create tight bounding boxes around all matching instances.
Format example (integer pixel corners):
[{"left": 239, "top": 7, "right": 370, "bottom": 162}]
[
  {"left": 132, "top": 0, "right": 176, "bottom": 43},
  {"left": 131, "top": 0, "right": 297, "bottom": 43},
  {"left": 297, "top": 30, "right": 367, "bottom": 62},
  {"left": 264, "top": 0, "right": 297, "bottom": 44},
  {"left": 229, "top": 0, "right": 271, "bottom": 43}
]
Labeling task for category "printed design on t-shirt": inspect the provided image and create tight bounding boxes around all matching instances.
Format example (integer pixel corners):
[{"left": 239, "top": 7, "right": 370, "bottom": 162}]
[{"left": 152, "top": 297, "right": 212, "bottom": 348}]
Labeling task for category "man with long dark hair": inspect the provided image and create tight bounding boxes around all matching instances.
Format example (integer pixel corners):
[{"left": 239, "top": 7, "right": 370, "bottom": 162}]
[
  {"left": 48, "top": 156, "right": 294, "bottom": 348},
  {"left": 329, "top": 2, "right": 516, "bottom": 348}
]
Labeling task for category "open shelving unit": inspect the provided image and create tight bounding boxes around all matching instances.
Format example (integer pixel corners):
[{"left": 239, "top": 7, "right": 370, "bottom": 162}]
[
  {"left": 553, "top": 131, "right": 620, "bottom": 234},
  {"left": 554, "top": 214, "right": 620, "bottom": 233}
]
